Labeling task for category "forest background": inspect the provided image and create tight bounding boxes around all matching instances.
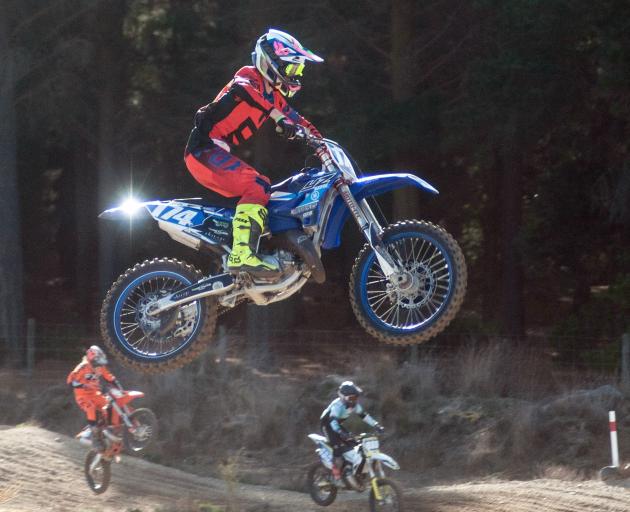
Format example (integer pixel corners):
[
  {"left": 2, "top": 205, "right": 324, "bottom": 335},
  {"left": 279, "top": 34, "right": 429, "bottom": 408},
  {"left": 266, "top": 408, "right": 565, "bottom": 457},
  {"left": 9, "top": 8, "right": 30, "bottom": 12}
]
[{"left": 0, "top": 0, "right": 629, "bottom": 367}]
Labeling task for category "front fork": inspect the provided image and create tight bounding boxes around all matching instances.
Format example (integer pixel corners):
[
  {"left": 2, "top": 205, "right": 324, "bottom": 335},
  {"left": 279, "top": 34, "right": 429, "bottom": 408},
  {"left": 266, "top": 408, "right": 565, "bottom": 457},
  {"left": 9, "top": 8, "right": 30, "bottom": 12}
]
[
  {"left": 335, "top": 181, "right": 398, "bottom": 277},
  {"left": 368, "top": 460, "right": 385, "bottom": 500}
]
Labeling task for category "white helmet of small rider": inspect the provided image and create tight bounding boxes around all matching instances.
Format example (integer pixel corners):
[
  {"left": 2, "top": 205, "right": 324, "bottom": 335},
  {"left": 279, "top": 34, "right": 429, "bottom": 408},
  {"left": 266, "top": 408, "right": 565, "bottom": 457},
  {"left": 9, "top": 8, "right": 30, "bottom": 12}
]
[
  {"left": 86, "top": 345, "right": 108, "bottom": 366},
  {"left": 252, "top": 28, "right": 323, "bottom": 98},
  {"left": 338, "top": 380, "right": 363, "bottom": 407}
]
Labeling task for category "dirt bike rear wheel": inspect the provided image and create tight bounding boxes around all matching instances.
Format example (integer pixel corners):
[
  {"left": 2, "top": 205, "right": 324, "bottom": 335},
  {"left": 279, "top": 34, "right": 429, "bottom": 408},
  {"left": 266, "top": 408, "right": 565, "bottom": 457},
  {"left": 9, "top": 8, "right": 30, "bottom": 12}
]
[
  {"left": 123, "top": 408, "right": 158, "bottom": 453},
  {"left": 307, "top": 462, "right": 337, "bottom": 506},
  {"left": 369, "top": 477, "right": 404, "bottom": 512},
  {"left": 100, "top": 258, "right": 218, "bottom": 374},
  {"left": 350, "top": 220, "right": 466, "bottom": 345},
  {"left": 85, "top": 450, "right": 111, "bottom": 494}
]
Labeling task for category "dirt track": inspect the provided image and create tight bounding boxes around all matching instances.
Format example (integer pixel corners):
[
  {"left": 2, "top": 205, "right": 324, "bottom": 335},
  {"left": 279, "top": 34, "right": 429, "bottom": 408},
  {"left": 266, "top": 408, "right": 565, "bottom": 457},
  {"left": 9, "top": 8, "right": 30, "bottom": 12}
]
[{"left": 1, "top": 425, "right": 630, "bottom": 512}]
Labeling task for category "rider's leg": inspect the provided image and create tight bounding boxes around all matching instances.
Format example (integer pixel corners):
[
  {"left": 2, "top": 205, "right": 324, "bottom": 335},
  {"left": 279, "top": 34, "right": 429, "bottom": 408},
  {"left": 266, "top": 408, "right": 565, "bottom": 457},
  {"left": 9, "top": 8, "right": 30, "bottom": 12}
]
[
  {"left": 80, "top": 399, "right": 105, "bottom": 451},
  {"left": 228, "top": 203, "right": 279, "bottom": 274},
  {"left": 331, "top": 455, "right": 343, "bottom": 481},
  {"left": 184, "top": 146, "right": 278, "bottom": 275},
  {"left": 322, "top": 424, "right": 345, "bottom": 483}
]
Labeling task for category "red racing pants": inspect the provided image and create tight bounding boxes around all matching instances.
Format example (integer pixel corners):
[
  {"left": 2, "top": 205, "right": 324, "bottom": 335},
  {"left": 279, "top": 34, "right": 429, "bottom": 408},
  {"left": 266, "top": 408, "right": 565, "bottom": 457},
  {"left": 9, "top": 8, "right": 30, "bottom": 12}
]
[{"left": 184, "top": 144, "right": 271, "bottom": 206}]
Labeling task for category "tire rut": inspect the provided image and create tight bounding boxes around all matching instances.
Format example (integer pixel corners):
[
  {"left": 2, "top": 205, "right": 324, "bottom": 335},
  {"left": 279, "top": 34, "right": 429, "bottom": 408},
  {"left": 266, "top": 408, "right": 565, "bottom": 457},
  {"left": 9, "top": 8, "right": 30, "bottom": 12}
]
[{"left": 3, "top": 426, "right": 630, "bottom": 512}]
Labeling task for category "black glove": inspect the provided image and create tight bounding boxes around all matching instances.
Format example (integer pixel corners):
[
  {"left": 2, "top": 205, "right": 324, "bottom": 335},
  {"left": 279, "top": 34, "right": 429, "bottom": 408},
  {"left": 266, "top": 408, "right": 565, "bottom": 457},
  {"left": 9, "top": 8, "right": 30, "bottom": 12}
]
[
  {"left": 276, "top": 118, "right": 298, "bottom": 140},
  {"left": 375, "top": 424, "right": 385, "bottom": 434}
]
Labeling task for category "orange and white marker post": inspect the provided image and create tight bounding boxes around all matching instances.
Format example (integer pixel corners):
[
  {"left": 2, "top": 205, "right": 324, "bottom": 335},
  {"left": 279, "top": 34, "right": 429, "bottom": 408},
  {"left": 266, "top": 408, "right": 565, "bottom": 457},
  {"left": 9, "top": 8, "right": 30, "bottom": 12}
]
[{"left": 609, "top": 410, "right": 620, "bottom": 468}]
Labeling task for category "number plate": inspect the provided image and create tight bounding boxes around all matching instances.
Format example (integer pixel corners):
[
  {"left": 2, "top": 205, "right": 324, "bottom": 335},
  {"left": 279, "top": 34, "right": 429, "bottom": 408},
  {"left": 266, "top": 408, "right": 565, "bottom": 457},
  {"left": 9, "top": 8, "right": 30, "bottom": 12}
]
[{"left": 363, "top": 437, "right": 380, "bottom": 454}]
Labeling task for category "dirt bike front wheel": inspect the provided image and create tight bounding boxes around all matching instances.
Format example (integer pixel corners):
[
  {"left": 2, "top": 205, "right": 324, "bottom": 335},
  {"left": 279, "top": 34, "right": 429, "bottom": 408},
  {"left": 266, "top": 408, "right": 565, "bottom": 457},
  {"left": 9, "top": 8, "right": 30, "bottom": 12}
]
[
  {"left": 85, "top": 450, "right": 111, "bottom": 494},
  {"left": 100, "top": 258, "right": 218, "bottom": 374},
  {"left": 350, "top": 220, "right": 467, "bottom": 345},
  {"left": 123, "top": 408, "right": 158, "bottom": 453},
  {"left": 307, "top": 462, "right": 337, "bottom": 506},
  {"left": 369, "top": 477, "right": 404, "bottom": 512}
]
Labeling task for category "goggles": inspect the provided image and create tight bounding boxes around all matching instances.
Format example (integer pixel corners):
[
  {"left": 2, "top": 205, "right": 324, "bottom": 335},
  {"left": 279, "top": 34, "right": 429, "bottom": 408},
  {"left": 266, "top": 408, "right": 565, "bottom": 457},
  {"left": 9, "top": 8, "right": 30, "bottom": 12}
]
[{"left": 283, "top": 62, "right": 305, "bottom": 77}]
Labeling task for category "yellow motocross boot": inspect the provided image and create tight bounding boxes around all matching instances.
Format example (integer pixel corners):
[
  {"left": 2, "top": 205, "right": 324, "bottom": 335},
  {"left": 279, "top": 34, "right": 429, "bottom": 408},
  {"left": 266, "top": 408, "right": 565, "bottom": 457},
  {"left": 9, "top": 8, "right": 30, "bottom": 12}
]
[{"left": 227, "top": 204, "right": 280, "bottom": 276}]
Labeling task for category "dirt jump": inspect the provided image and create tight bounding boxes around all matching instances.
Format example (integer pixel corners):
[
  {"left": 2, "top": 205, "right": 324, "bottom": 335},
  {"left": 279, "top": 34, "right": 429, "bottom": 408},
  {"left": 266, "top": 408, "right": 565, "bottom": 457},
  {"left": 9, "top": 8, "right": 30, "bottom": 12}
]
[{"left": 2, "top": 425, "right": 630, "bottom": 511}]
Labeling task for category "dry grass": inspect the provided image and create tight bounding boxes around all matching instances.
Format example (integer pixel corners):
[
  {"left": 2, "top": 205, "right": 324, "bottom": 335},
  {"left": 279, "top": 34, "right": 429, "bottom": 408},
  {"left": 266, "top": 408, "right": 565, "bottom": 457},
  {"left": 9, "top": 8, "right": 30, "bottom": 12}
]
[{"left": 0, "top": 337, "right": 626, "bottom": 484}]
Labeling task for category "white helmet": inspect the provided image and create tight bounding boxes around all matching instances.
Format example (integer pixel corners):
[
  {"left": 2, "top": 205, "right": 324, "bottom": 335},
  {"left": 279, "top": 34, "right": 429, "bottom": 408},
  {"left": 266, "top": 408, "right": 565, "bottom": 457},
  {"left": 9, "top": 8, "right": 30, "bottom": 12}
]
[
  {"left": 338, "top": 381, "right": 362, "bottom": 407},
  {"left": 86, "top": 345, "right": 108, "bottom": 366},
  {"left": 252, "top": 29, "right": 323, "bottom": 98}
]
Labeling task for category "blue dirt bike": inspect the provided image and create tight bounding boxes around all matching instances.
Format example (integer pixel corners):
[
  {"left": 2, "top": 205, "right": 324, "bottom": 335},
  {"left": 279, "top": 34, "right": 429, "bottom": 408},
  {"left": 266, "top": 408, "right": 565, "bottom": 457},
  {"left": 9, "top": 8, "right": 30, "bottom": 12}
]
[{"left": 99, "top": 129, "right": 467, "bottom": 373}]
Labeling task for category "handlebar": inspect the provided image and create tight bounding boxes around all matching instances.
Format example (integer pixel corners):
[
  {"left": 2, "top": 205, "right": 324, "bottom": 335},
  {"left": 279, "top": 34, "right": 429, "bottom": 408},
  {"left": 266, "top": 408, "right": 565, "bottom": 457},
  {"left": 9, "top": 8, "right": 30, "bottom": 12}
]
[
  {"left": 292, "top": 128, "right": 362, "bottom": 179},
  {"left": 294, "top": 125, "right": 325, "bottom": 149}
]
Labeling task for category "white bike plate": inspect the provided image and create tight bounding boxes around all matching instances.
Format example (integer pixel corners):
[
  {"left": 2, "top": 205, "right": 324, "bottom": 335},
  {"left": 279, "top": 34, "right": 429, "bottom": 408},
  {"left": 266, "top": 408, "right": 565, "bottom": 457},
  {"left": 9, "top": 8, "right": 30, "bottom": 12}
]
[{"left": 363, "top": 437, "right": 380, "bottom": 455}]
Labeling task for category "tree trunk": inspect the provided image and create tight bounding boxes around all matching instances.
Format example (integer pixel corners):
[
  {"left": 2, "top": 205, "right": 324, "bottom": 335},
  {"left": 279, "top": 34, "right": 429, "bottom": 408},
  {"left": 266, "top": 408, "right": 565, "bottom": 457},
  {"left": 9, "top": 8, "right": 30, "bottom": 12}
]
[
  {"left": 498, "top": 145, "right": 524, "bottom": 338},
  {"left": 0, "top": 11, "right": 24, "bottom": 365},
  {"left": 75, "top": 143, "right": 97, "bottom": 319},
  {"left": 480, "top": 146, "right": 502, "bottom": 323},
  {"left": 390, "top": 0, "right": 421, "bottom": 220},
  {"left": 95, "top": 0, "right": 128, "bottom": 296}
]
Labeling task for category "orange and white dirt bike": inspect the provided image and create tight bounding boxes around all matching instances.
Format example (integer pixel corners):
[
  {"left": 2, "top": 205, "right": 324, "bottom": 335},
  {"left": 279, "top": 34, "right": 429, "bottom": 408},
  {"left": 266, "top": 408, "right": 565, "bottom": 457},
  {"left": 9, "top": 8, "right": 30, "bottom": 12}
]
[{"left": 76, "top": 385, "right": 157, "bottom": 494}]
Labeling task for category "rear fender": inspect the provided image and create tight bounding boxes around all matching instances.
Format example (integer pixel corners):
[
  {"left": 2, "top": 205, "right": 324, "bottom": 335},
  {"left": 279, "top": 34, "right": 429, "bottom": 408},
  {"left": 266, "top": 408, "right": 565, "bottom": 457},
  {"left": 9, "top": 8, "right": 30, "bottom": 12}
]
[
  {"left": 321, "top": 173, "right": 438, "bottom": 249},
  {"left": 98, "top": 201, "right": 162, "bottom": 222},
  {"left": 308, "top": 433, "right": 329, "bottom": 445},
  {"left": 308, "top": 434, "right": 334, "bottom": 468}
]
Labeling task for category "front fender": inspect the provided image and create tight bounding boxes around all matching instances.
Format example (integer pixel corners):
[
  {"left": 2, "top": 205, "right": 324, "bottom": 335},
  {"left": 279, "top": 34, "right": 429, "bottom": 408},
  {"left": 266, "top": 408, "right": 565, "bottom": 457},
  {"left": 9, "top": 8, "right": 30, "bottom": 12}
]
[
  {"left": 370, "top": 452, "right": 400, "bottom": 470},
  {"left": 321, "top": 172, "right": 438, "bottom": 249}
]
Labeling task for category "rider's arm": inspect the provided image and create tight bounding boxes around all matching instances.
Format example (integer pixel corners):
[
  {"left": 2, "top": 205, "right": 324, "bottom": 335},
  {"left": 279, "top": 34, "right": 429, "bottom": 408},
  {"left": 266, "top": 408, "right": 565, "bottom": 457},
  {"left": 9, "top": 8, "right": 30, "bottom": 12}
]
[
  {"left": 100, "top": 366, "right": 116, "bottom": 383},
  {"left": 327, "top": 401, "right": 346, "bottom": 433},
  {"left": 272, "top": 95, "right": 323, "bottom": 139},
  {"left": 67, "top": 363, "right": 86, "bottom": 388},
  {"left": 229, "top": 72, "right": 274, "bottom": 117},
  {"left": 356, "top": 404, "right": 379, "bottom": 428},
  {"left": 329, "top": 417, "right": 344, "bottom": 433}
]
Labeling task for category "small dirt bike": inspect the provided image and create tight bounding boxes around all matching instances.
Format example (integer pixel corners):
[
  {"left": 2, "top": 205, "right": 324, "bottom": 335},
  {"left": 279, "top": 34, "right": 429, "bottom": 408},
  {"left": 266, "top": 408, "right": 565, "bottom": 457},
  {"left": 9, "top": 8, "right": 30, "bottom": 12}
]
[
  {"left": 77, "top": 386, "right": 157, "bottom": 494},
  {"left": 100, "top": 129, "right": 466, "bottom": 373},
  {"left": 307, "top": 432, "right": 403, "bottom": 511}
]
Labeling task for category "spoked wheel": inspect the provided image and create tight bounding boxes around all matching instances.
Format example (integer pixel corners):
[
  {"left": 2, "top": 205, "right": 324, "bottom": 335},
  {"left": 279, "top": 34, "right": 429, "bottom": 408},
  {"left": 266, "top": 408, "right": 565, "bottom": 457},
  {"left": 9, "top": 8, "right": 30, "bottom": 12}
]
[
  {"left": 100, "top": 258, "right": 218, "bottom": 373},
  {"left": 85, "top": 450, "right": 111, "bottom": 494},
  {"left": 369, "top": 477, "right": 404, "bottom": 512},
  {"left": 307, "top": 463, "right": 337, "bottom": 506},
  {"left": 350, "top": 220, "right": 466, "bottom": 345},
  {"left": 123, "top": 408, "right": 158, "bottom": 453}
]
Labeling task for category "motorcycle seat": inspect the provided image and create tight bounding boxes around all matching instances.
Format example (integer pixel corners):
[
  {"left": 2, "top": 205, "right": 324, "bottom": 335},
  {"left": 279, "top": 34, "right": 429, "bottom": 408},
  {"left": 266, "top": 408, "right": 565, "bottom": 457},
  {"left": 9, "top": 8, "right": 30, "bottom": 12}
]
[{"left": 178, "top": 193, "right": 239, "bottom": 209}]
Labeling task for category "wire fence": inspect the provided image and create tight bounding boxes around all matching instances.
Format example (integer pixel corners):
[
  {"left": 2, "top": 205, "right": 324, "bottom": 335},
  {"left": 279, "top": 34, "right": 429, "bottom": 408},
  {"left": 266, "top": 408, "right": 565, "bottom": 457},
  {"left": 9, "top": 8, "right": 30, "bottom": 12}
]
[{"left": 1, "top": 321, "right": 628, "bottom": 378}]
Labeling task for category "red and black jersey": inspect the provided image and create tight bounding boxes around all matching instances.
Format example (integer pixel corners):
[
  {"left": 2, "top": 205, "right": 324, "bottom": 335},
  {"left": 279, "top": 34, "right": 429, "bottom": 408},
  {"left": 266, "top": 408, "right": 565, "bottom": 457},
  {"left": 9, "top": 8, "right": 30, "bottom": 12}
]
[{"left": 188, "top": 66, "right": 320, "bottom": 151}]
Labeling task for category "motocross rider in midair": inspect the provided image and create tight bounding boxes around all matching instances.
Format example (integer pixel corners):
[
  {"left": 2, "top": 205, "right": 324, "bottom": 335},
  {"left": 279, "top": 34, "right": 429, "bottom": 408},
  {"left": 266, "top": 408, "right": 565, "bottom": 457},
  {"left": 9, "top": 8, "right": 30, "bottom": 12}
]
[
  {"left": 67, "top": 345, "right": 121, "bottom": 451},
  {"left": 184, "top": 29, "right": 325, "bottom": 276},
  {"left": 320, "top": 381, "right": 385, "bottom": 484}
]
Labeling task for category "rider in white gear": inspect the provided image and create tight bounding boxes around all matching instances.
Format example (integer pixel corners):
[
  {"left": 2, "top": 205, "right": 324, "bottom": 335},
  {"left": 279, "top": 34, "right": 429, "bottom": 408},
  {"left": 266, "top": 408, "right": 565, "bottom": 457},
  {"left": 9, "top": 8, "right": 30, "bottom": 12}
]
[{"left": 320, "top": 381, "right": 384, "bottom": 483}]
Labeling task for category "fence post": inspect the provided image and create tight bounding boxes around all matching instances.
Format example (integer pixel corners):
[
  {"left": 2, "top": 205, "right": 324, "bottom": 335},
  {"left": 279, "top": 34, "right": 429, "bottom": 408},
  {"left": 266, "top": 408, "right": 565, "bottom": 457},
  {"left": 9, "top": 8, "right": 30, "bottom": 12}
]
[
  {"left": 622, "top": 333, "right": 630, "bottom": 387},
  {"left": 26, "top": 318, "right": 36, "bottom": 376}
]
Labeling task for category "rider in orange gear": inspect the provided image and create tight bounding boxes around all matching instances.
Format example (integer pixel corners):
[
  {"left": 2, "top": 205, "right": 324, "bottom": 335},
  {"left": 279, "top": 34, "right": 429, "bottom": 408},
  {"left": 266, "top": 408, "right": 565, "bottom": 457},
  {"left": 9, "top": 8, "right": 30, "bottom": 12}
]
[{"left": 67, "top": 345, "right": 119, "bottom": 450}]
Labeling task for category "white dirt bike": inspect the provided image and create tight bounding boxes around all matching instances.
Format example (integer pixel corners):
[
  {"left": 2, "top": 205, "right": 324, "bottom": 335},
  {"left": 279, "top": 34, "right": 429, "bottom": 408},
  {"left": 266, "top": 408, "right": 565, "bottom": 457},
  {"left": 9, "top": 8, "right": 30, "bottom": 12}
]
[{"left": 307, "top": 432, "right": 403, "bottom": 511}]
